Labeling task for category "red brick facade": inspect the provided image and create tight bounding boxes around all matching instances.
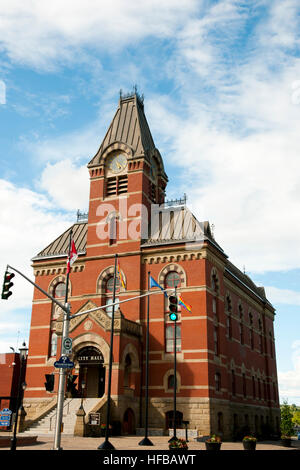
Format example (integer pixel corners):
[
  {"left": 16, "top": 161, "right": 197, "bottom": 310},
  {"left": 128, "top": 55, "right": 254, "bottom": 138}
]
[{"left": 23, "top": 92, "right": 280, "bottom": 438}]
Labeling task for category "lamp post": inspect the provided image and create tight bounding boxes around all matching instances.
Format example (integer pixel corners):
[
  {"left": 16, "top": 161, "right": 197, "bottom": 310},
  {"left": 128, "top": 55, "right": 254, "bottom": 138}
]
[
  {"left": 10, "top": 341, "right": 28, "bottom": 451},
  {"left": 80, "top": 380, "right": 86, "bottom": 409}
]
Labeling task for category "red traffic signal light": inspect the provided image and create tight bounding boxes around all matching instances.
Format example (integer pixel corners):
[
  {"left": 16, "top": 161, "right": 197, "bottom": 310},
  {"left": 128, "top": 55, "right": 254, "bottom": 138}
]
[
  {"left": 1, "top": 270, "right": 15, "bottom": 300},
  {"left": 169, "top": 295, "right": 178, "bottom": 321}
]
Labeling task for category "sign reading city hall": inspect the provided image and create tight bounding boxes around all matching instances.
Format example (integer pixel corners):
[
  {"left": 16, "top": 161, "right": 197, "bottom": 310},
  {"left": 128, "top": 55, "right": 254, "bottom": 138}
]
[{"left": 77, "top": 347, "right": 104, "bottom": 365}]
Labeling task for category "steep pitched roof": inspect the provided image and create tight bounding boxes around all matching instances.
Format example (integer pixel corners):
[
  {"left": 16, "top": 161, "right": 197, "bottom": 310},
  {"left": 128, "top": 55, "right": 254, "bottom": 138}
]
[
  {"left": 88, "top": 92, "right": 156, "bottom": 167},
  {"left": 32, "top": 223, "right": 87, "bottom": 260}
]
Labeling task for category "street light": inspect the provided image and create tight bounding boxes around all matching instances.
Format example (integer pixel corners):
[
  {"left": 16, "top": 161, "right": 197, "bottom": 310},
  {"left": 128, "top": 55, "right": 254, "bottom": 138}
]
[
  {"left": 10, "top": 341, "right": 28, "bottom": 451},
  {"left": 80, "top": 380, "right": 86, "bottom": 409}
]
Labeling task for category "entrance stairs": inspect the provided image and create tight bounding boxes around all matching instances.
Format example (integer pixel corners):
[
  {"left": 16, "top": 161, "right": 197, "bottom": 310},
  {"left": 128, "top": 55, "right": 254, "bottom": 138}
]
[{"left": 21, "top": 398, "right": 101, "bottom": 435}]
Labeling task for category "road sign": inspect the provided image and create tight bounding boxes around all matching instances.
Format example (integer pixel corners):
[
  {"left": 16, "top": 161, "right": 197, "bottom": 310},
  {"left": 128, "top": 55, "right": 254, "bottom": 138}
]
[
  {"left": 62, "top": 337, "right": 72, "bottom": 354},
  {"left": 0, "top": 408, "right": 12, "bottom": 427},
  {"left": 54, "top": 356, "right": 74, "bottom": 369}
]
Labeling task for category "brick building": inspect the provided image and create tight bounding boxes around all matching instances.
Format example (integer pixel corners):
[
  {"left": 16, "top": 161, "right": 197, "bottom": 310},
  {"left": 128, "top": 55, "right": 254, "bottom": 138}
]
[
  {"left": 23, "top": 91, "right": 280, "bottom": 438},
  {"left": 0, "top": 351, "right": 26, "bottom": 418}
]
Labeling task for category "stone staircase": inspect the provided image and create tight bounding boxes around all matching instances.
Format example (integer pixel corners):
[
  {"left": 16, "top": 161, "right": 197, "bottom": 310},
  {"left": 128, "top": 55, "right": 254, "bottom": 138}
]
[{"left": 21, "top": 398, "right": 101, "bottom": 435}]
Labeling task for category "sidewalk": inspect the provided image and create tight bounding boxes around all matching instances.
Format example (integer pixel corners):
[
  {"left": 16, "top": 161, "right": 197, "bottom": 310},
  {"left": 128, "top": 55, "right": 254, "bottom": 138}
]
[{"left": 1, "top": 433, "right": 300, "bottom": 450}]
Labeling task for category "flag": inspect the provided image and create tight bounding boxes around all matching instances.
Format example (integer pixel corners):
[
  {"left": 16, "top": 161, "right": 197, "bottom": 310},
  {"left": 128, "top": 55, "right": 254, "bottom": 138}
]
[
  {"left": 117, "top": 261, "right": 126, "bottom": 289},
  {"left": 67, "top": 239, "right": 78, "bottom": 273},
  {"left": 150, "top": 276, "right": 168, "bottom": 298},
  {"left": 178, "top": 294, "right": 192, "bottom": 313}
]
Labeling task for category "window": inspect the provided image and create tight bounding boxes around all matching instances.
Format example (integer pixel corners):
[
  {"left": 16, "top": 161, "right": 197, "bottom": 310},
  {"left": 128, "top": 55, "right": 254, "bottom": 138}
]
[
  {"left": 106, "top": 276, "right": 120, "bottom": 293},
  {"left": 211, "top": 273, "right": 218, "bottom": 292},
  {"left": 168, "top": 375, "right": 175, "bottom": 390},
  {"left": 242, "top": 373, "right": 247, "bottom": 398},
  {"left": 231, "top": 370, "right": 236, "bottom": 396},
  {"left": 165, "top": 272, "right": 181, "bottom": 289},
  {"left": 252, "top": 376, "right": 256, "bottom": 399},
  {"left": 109, "top": 214, "right": 118, "bottom": 245},
  {"left": 165, "top": 324, "right": 181, "bottom": 352},
  {"left": 214, "top": 327, "right": 219, "bottom": 356},
  {"left": 215, "top": 372, "right": 221, "bottom": 392},
  {"left": 249, "top": 313, "right": 254, "bottom": 350},
  {"left": 226, "top": 296, "right": 232, "bottom": 339},
  {"left": 239, "top": 306, "right": 244, "bottom": 345},
  {"left": 54, "top": 282, "right": 66, "bottom": 298},
  {"left": 50, "top": 332, "right": 57, "bottom": 357},
  {"left": 124, "top": 354, "right": 132, "bottom": 388},
  {"left": 106, "top": 297, "right": 120, "bottom": 317}
]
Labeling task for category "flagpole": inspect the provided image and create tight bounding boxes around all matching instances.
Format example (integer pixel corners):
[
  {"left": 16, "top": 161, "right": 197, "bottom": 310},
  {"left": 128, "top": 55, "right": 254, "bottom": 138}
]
[
  {"left": 139, "top": 271, "right": 154, "bottom": 446},
  {"left": 98, "top": 253, "right": 118, "bottom": 450},
  {"left": 53, "top": 229, "right": 72, "bottom": 450},
  {"left": 169, "top": 285, "right": 178, "bottom": 443}
]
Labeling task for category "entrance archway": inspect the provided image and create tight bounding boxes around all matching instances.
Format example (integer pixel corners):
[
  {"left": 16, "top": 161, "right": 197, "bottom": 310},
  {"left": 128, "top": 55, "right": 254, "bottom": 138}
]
[
  {"left": 123, "top": 408, "right": 135, "bottom": 435},
  {"left": 76, "top": 346, "right": 105, "bottom": 398}
]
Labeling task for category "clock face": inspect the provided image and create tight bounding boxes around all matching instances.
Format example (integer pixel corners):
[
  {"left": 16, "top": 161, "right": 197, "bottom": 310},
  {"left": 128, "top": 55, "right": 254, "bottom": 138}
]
[{"left": 107, "top": 153, "right": 127, "bottom": 174}]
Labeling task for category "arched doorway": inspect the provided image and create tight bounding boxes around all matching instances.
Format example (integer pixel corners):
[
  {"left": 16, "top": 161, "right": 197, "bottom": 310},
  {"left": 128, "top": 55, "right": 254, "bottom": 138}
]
[
  {"left": 76, "top": 346, "right": 105, "bottom": 398},
  {"left": 165, "top": 410, "right": 183, "bottom": 430},
  {"left": 123, "top": 408, "right": 135, "bottom": 435}
]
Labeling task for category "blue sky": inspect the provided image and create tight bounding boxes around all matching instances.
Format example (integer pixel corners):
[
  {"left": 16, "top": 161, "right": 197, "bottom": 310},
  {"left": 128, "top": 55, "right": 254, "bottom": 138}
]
[{"left": 1, "top": 0, "right": 300, "bottom": 404}]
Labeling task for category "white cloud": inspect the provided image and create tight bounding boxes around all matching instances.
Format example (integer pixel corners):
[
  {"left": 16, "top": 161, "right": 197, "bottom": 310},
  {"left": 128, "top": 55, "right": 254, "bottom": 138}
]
[
  {"left": 39, "top": 159, "right": 89, "bottom": 211},
  {"left": 278, "top": 341, "right": 300, "bottom": 404},
  {"left": 0, "top": 0, "right": 198, "bottom": 70},
  {"left": 0, "top": 179, "right": 73, "bottom": 352},
  {"left": 264, "top": 286, "right": 300, "bottom": 306}
]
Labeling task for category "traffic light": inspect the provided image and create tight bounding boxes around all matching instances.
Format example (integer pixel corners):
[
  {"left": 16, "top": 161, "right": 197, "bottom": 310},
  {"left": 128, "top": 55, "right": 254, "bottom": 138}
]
[
  {"left": 1, "top": 270, "right": 15, "bottom": 300},
  {"left": 169, "top": 295, "right": 178, "bottom": 321},
  {"left": 44, "top": 374, "right": 55, "bottom": 392}
]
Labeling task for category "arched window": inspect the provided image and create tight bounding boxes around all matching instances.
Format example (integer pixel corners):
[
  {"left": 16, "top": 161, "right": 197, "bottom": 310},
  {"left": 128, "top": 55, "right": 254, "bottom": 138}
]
[
  {"left": 50, "top": 332, "right": 57, "bottom": 357},
  {"left": 214, "top": 326, "right": 219, "bottom": 356},
  {"left": 258, "top": 319, "right": 263, "bottom": 353},
  {"left": 243, "top": 373, "right": 247, "bottom": 398},
  {"left": 124, "top": 354, "right": 132, "bottom": 388},
  {"left": 231, "top": 370, "right": 236, "bottom": 396},
  {"left": 252, "top": 376, "right": 256, "bottom": 399},
  {"left": 211, "top": 273, "right": 218, "bottom": 292},
  {"left": 168, "top": 374, "right": 175, "bottom": 390},
  {"left": 239, "top": 305, "right": 244, "bottom": 345},
  {"left": 165, "top": 272, "right": 181, "bottom": 289},
  {"left": 215, "top": 372, "right": 221, "bottom": 392},
  {"left": 54, "top": 282, "right": 66, "bottom": 298},
  {"left": 105, "top": 275, "right": 120, "bottom": 293},
  {"left": 249, "top": 313, "right": 254, "bottom": 350}
]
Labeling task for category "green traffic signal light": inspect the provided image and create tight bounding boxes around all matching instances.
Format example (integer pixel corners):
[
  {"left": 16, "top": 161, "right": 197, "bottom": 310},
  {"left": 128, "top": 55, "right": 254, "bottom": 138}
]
[
  {"left": 1, "top": 270, "right": 15, "bottom": 300},
  {"left": 169, "top": 295, "right": 178, "bottom": 321}
]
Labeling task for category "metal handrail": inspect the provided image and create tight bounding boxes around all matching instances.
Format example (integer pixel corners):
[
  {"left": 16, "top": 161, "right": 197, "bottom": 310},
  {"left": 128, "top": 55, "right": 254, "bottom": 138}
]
[{"left": 50, "top": 398, "right": 73, "bottom": 431}]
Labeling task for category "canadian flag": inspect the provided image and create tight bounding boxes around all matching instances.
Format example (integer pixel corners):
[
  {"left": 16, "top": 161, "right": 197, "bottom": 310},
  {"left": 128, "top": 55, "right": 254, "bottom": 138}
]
[{"left": 67, "top": 239, "right": 78, "bottom": 273}]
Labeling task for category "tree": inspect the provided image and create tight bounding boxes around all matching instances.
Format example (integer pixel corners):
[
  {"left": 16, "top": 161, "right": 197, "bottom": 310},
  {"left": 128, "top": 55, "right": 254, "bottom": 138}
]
[
  {"left": 280, "top": 400, "right": 294, "bottom": 438},
  {"left": 292, "top": 410, "right": 300, "bottom": 426}
]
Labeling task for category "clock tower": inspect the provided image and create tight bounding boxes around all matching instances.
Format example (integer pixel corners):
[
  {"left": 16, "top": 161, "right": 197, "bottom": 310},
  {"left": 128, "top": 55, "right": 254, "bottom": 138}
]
[{"left": 86, "top": 90, "right": 168, "bottom": 258}]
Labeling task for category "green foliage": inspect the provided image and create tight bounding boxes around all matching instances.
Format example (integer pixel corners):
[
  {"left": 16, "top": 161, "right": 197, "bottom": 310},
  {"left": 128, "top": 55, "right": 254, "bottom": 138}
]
[
  {"left": 292, "top": 410, "right": 300, "bottom": 426},
  {"left": 280, "top": 400, "right": 294, "bottom": 438}
]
